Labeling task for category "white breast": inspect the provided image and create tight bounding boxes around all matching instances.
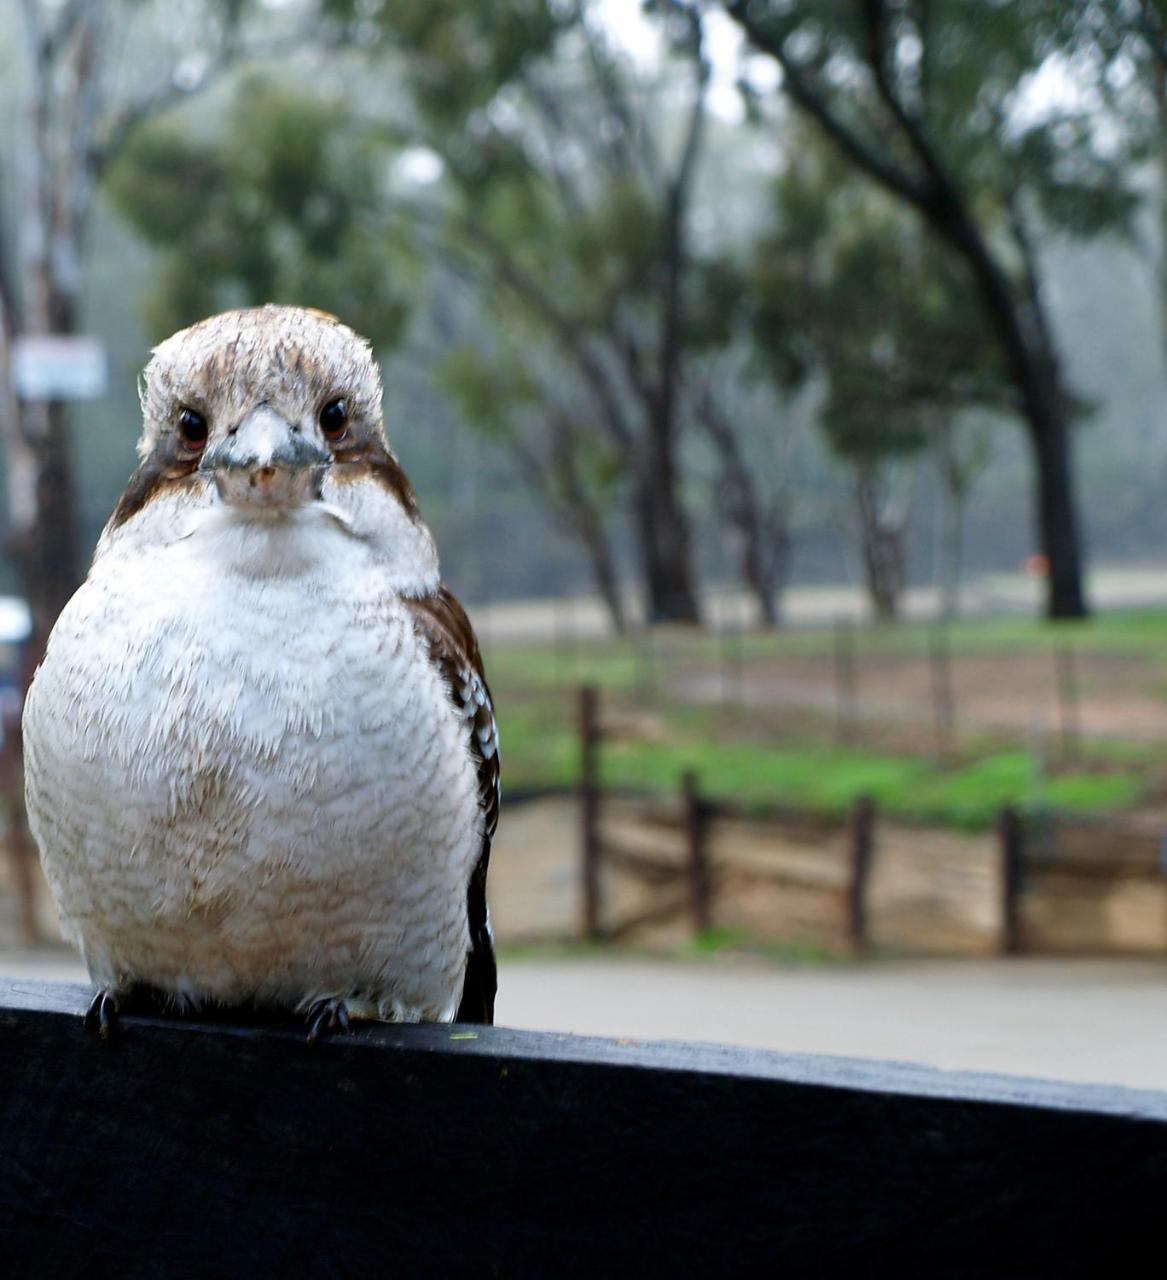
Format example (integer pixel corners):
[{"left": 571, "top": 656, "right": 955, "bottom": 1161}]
[{"left": 23, "top": 499, "right": 482, "bottom": 1022}]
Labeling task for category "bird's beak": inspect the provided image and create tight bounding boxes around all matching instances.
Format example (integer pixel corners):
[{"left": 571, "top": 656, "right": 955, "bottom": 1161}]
[{"left": 200, "top": 404, "right": 330, "bottom": 510}]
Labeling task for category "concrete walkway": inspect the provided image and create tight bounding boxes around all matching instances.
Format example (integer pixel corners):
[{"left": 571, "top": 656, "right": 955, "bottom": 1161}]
[
  {"left": 5, "top": 949, "right": 1164, "bottom": 1091},
  {"left": 496, "top": 954, "right": 1167, "bottom": 1090}
]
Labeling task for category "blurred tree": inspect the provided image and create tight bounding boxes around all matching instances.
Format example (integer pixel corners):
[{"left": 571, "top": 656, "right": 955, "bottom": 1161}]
[
  {"left": 330, "top": 0, "right": 794, "bottom": 625},
  {"left": 363, "top": 0, "right": 709, "bottom": 623},
  {"left": 104, "top": 78, "right": 409, "bottom": 348},
  {"left": 932, "top": 415, "right": 992, "bottom": 618},
  {"left": 716, "top": 0, "right": 1143, "bottom": 619},
  {"left": 748, "top": 140, "right": 1013, "bottom": 618},
  {"left": 98, "top": 2, "right": 801, "bottom": 628},
  {"left": 440, "top": 339, "right": 629, "bottom": 631},
  {"left": 0, "top": 0, "right": 324, "bottom": 646},
  {"left": 1098, "top": 3, "right": 1167, "bottom": 395}
]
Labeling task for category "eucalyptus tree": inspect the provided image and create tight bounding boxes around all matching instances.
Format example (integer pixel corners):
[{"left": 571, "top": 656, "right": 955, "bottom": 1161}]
[
  {"left": 321, "top": 0, "right": 801, "bottom": 625},
  {"left": 711, "top": 0, "right": 1144, "bottom": 618},
  {"left": 748, "top": 143, "right": 1015, "bottom": 618}
]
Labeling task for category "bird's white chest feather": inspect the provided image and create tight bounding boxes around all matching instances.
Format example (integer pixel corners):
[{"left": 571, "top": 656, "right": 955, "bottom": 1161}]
[{"left": 24, "top": 507, "right": 481, "bottom": 1021}]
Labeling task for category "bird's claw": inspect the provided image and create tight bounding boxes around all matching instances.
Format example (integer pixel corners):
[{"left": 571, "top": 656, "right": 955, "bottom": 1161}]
[
  {"left": 305, "top": 997, "right": 351, "bottom": 1045},
  {"left": 84, "top": 990, "right": 121, "bottom": 1043}
]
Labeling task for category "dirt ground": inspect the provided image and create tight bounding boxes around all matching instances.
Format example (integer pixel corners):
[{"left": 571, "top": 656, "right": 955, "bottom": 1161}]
[{"left": 681, "top": 648, "right": 1167, "bottom": 743}]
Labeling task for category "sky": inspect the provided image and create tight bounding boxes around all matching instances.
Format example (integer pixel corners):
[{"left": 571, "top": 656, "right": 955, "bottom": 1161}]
[{"left": 597, "top": 0, "right": 780, "bottom": 121}]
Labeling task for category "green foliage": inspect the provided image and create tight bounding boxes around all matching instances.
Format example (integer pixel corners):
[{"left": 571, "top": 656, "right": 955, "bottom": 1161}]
[
  {"left": 732, "top": 0, "right": 1142, "bottom": 238},
  {"left": 325, "top": 0, "right": 569, "bottom": 135},
  {"left": 749, "top": 144, "right": 1008, "bottom": 465},
  {"left": 486, "top": 607, "right": 1167, "bottom": 830},
  {"left": 104, "top": 77, "right": 409, "bottom": 344},
  {"left": 439, "top": 343, "right": 542, "bottom": 443},
  {"left": 732, "top": 0, "right": 1144, "bottom": 471}
]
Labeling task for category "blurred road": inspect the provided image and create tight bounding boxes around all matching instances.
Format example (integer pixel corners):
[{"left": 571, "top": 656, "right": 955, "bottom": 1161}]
[
  {"left": 497, "top": 955, "right": 1167, "bottom": 1089},
  {"left": 468, "top": 563, "right": 1167, "bottom": 643},
  {"left": 3, "top": 948, "right": 1164, "bottom": 1091}
]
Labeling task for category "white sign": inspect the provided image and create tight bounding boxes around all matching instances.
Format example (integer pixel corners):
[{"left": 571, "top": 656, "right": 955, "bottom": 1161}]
[
  {"left": 0, "top": 596, "right": 32, "bottom": 645},
  {"left": 13, "top": 335, "right": 108, "bottom": 400}
]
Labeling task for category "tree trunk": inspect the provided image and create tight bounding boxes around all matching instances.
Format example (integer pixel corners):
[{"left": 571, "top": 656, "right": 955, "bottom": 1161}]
[
  {"left": 633, "top": 462, "right": 701, "bottom": 625},
  {"left": 726, "top": 6, "right": 1091, "bottom": 619},
  {"left": 12, "top": 3, "right": 87, "bottom": 646},
  {"left": 692, "top": 382, "right": 788, "bottom": 627},
  {"left": 570, "top": 503, "right": 626, "bottom": 635},
  {"left": 855, "top": 467, "right": 908, "bottom": 623},
  {"left": 931, "top": 200, "right": 1087, "bottom": 619},
  {"left": 17, "top": 399, "right": 82, "bottom": 637},
  {"left": 937, "top": 474, "right": 964, "bottom": 621},
  {"left": 933, "top": 414, "right": 991, "bottom": 621},
  {"left": 12, "top": 267, "right": 85, "bottom": 641},
  {"left": 723, "top": 487, "right": 789, "bottom": 628},
  {"left": 1029, "top": 399, "right": 1087, "bottom": 620},
  {"left": 635, "top": 14, "right": 705, "bottom": 629},
  {"left": 740, "top": 525, "right": 782, "bottom": 627}
]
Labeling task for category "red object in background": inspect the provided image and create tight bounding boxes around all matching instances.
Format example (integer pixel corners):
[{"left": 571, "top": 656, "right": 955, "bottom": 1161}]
[{"left": 1025, "top": 554, "right": 1050, "bottom": 578}]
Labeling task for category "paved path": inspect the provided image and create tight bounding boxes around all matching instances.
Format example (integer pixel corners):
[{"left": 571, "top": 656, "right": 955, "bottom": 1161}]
[
  {"left": 496, "top": 955, "right": 1167, "bottom": 1090},
  {"left": 4, "top": 949, "right": 1164, "bottom": 1091},
  {"left": 469, "top": 564, "right": 1167, "bottom": 643}
]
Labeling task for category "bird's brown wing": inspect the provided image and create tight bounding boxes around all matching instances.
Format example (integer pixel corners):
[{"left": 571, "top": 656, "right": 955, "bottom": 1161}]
[{"left": 404, "top": 587, "right": 498, "bottom": 1024}]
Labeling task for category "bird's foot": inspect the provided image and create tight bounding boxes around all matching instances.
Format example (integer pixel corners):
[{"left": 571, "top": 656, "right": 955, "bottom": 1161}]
[
  {"left": 84, "top": 990, "right": 121, "bottom": 1043},
  {"left": 305, "top": 996, "right": 352, "bottom": 1045}
]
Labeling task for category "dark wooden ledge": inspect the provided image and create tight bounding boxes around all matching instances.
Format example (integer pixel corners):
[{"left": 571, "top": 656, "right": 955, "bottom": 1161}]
[{"left": 1, "top": 979, "right": 1164, "bottom": 1277}]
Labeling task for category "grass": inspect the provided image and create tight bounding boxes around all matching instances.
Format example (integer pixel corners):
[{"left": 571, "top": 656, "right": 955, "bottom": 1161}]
[
  {"left": 486, "top": 607, "right": 1167, "bottom": 699},
  {"left": 487, "top": 608, "right": 1167, "bottom": 831},
  {"left": 686, "top": 927, "right": 849, "bottom": 965},
  {"left": 495, "top": 694, "right": 1145, "bottom": 831}
]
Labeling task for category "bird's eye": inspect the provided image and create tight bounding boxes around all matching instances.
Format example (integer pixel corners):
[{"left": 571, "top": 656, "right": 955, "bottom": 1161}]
[
  {"left": 319, "top": 398, "right": 348, "bottom": 442},
  {"left": 177, "top": 407, "right": 208, "bottom": 450}
]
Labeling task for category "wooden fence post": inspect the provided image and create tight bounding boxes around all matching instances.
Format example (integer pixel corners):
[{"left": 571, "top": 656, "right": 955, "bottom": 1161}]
[
  {"left": 635, "top": 627, "right": 656, "bottom": 702},
  {"left": 999, "top": 805, "right": 1023, "bottom": 955},
  {"left": 1054, "top": 645, "right": 1080, "bottom": 762},
  {"left": 847, "top": 794, "right": 875, "bottom": 950},
  {"left": 834, "top": 619, "right": 858, "bottom": 743},
  {"left": 929, "top": 623, "right": 955, "bottom": 756},
  {"left": 682, "top": 770, "right": 711, "bottom": 933},
  {"left": 553, "top": 595, "right": 576, "bottom": 688},
  {"left": 0, "top": 704, "right": 38, "bottom": 945},
  {"left": 579, "top": 685, "right": 602, "bottom": 940},
  {"left": 719, "top": 624, "right": 744, "bottom": 712}
]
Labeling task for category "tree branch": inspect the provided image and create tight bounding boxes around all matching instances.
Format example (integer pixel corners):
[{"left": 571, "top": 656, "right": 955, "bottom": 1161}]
[
  {"left": 653, "top": 3, "right": 709, "bottom": 447},
  {"left": 725, "top": 0, "right": 930, "bottom": 209},
  {"left": 574, "top": 0, "right": 661, "bottom": 187},
  {"left": 861, "top": 0, "right": 959, "bottom": 210},
  {"left": 89, "top": 25, "right": 331, "bottom": 176},
  {"left": 1005, "top": 191, "right": 1058, "bottom": 370},
  {"left": 43, "top": 0, "right": 91, "bottom": 61},
  {"left": 440, "top": 211, "right": 637, "bottom": 455}
]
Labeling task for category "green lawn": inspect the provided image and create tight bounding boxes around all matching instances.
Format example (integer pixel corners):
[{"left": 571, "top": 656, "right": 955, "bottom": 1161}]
[
  {"left": 485, "top": 606, "right": 1167, "bottom": 698},
  {"left": 487, "top": 609, "right": 1167, "bottom": 830},
  {"left": 495, "top": 696, "right": 1145, "bottom": 830}
]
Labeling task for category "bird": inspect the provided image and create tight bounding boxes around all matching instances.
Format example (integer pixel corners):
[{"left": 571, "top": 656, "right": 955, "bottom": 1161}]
[{"left": 22, "top": 304, "right": 499, "bottom": 1041}]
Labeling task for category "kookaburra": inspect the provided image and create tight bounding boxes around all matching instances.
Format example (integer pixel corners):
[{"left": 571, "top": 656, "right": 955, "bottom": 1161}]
[{"left": 22, "top": 305, "right": 499, "bottom": 1039}]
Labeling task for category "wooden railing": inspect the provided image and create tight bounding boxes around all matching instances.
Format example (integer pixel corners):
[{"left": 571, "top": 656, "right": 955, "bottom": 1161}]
[
  {"left": 575, "top": 685, "right": 1167, "bottom": 955},
  {"left": 1, "top": 979, "right": 1164, "bottom": 1275}
]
